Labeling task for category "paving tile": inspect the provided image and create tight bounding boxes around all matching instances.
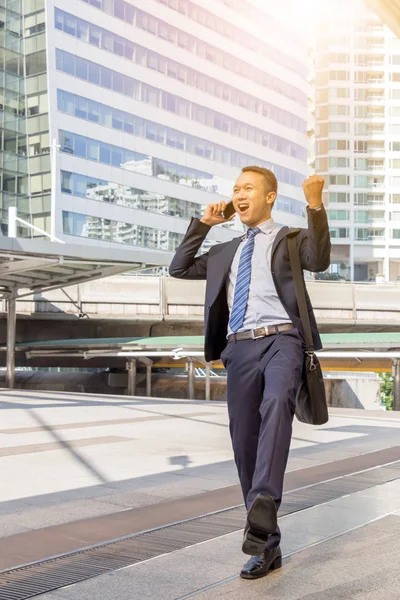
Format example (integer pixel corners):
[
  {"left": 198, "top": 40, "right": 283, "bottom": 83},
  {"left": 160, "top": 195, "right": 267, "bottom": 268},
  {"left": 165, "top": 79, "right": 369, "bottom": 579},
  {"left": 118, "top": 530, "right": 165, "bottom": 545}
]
[
  {"left": 191, "top": 515, "right": 400, "bottom": 600},
  {"left": 0, "top": 499, "right": 127, "bottom": 533},
  {"left": 0, "top": 520, "right": 31, "bottom": 537},
  {"left": 51, "top": 552, "right": 239, "bottom": 600}
]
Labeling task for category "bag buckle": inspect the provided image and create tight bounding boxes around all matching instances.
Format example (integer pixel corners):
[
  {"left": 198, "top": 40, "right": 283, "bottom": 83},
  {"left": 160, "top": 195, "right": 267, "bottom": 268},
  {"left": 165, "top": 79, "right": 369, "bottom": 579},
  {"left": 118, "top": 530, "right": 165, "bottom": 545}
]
[
  {"left": 251, "top": 327, "right": 267, "bottom": 340},
  {"left": 307, "top": 351, "right": 317, "bottom": 371}
]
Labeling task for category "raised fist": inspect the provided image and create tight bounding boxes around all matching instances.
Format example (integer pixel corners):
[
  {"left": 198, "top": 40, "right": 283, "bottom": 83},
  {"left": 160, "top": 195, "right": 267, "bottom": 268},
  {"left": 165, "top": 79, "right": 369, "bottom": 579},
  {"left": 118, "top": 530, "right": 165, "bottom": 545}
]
[{"left": 302, "top": 175, "right": 325, "bottom": 208}]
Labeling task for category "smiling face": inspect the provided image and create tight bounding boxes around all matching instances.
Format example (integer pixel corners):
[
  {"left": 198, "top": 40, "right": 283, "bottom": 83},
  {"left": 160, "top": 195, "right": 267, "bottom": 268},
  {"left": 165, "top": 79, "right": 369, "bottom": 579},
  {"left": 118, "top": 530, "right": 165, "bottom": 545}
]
[{"left": 232, "top": 171, "right": 276, "bottom": 227}]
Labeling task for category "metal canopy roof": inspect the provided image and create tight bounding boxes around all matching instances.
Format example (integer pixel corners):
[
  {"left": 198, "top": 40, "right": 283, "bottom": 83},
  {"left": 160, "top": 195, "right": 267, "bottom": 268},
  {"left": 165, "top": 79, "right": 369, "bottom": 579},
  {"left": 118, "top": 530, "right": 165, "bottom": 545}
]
[
  {"left": 5, "top": 333, "right": 400, "bottom": 361},
  {"left": 0, "top": 237, "right": 171, "bottom": 299}
]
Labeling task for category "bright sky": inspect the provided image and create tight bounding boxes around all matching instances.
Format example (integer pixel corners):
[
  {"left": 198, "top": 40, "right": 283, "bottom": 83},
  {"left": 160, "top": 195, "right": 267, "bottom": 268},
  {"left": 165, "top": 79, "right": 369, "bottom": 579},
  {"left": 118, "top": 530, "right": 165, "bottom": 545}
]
[{"left": 260, "top": 0, "right": 350, "bottom": 35}]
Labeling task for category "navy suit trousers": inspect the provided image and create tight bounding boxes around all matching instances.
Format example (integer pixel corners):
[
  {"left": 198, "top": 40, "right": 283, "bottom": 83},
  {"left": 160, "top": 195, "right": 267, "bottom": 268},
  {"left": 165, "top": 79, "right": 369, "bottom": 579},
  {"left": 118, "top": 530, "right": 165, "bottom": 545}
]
[{"left": 221, "top": 329, "right": 304, "bottom": 549}]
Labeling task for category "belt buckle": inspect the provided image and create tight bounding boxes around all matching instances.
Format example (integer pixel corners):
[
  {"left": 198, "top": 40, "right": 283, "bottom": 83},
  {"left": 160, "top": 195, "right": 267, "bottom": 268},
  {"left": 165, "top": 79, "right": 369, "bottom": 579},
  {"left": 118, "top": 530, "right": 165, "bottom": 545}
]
[{"left": 251, "top": 327, "right": 266, "bottom": 340}]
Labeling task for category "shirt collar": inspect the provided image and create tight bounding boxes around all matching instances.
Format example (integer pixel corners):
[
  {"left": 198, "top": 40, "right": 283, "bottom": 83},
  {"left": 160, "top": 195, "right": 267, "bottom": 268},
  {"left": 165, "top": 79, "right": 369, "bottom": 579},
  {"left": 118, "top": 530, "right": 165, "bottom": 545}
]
[{"left": 244, "top": 218, "right": 276, "bottom": 238}]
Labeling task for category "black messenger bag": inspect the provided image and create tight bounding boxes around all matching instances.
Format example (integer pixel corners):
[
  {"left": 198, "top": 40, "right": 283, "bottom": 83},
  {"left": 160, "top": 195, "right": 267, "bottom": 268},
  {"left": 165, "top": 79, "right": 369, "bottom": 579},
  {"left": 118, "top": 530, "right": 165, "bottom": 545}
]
[{"left": 287, "top": 234, "right": 329, "bottom": 426}]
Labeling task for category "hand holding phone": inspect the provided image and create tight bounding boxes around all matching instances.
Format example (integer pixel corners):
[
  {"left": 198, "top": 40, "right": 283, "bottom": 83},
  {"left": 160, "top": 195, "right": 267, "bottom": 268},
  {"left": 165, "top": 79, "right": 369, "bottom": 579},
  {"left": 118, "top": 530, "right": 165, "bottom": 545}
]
[
  {"left": 222, "top": 201, "right": 236, "bottom": 220},
  {"left": 200, "top": 201, "right": 236, "bottom": 226}
]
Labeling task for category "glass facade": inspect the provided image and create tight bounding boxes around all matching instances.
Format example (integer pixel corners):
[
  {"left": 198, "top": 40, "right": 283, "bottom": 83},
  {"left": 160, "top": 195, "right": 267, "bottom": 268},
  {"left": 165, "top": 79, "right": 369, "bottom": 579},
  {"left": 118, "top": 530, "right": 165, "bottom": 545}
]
[
  {"left": 61, "top": 169, "right": 306, "bottom": 220},
  {"left": 0, "top": 1, "right": 307, "bottom": 251},
  {"left": 55, "top": 9, "right": 306, "bottom": 134},
  {"left": 154, "top": 0, "right": 307, "bottom": 77},
  {"left": 55, "top": 50, "right": 306, "bottom": 159},
  {"left": 62, "top": 210, "right": 185, "bottom": 251},
  {"left": 78, "top": 0, "right": 306, "bottom": 105},
  {"left": 24, "top": 0, "right": 50, "bottom": 235},
  {"left": 59, "top": 129, "right": 237, "bottom": 196},
  {"left": 0, "top": 0, "right": 29, "bottom": 235},
  {"left": 56, "top": 86, "right": 303, "bottom": 187},
  {"left": 61, "top": 171, "right": 206, "bottom": 220}
]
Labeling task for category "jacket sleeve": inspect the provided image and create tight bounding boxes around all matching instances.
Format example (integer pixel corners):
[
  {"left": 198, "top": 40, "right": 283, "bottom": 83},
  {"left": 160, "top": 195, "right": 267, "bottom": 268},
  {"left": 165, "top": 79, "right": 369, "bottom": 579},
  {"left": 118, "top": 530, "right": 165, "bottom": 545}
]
[
  {"left": 298, "top": 206, "right": 331, "bottom": 272},
  {"left": 169, "top": 217, "right": 211, "bottom": 280}
]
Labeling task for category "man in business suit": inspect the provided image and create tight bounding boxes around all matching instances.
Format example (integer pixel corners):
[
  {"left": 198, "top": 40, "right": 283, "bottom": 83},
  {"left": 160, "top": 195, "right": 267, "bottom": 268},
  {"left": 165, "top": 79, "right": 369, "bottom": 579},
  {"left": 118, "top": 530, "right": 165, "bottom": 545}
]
[{"left": 169, "top": 166, "right": 330, "bottom": 580}]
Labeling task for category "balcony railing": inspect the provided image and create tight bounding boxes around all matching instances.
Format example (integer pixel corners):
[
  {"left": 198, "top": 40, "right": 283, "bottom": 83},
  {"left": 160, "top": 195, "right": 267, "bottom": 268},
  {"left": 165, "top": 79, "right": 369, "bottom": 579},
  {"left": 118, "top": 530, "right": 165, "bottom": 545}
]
[{"left": 354, "top": 201, "right": 385, "bottom": 206}]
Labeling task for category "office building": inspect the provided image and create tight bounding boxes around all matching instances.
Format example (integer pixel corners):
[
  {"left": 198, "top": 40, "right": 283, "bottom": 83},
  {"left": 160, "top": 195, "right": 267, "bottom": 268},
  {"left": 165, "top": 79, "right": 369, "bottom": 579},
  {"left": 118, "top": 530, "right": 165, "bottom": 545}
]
[
  {"left": 1, "top": 0, "right": 309, "bottom": 259},
  {"left": 315, "top": 0, "right": 400, "bottom": 281}
]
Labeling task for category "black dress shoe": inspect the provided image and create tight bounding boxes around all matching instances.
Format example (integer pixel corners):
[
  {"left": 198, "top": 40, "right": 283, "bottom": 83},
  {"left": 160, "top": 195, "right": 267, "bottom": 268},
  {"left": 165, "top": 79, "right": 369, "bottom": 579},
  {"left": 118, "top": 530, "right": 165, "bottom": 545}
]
[
  {"left": 240, "top": 546, "right": 282, "bottom": 580},
  {"left": 242, "top": 493, "right": 277, "bottom": 556}
]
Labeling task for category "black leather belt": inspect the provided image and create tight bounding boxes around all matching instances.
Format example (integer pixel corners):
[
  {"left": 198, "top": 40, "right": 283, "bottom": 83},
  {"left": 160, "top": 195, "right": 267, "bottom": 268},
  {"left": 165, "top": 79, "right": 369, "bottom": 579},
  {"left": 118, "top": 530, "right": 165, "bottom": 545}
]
[{"left": 227, "top": 323, "right": 295, "bottom": 343}]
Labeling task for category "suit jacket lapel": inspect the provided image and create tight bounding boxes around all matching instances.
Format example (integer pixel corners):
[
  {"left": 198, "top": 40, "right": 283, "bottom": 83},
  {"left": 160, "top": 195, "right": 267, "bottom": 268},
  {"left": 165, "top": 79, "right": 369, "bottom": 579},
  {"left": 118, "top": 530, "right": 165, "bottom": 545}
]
[
  {"left": 271, "top": 226, "right": 289, "bottom": 261},
  {"left": 207, "top": 236, "right": 242, "bottom": 305}
]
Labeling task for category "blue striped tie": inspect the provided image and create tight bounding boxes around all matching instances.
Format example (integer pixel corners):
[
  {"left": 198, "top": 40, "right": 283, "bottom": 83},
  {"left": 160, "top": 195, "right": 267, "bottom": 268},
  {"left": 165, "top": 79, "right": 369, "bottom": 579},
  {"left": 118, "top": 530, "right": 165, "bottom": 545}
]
[{"left": 229, "top": 228, "right": 260, "bottom": 333}]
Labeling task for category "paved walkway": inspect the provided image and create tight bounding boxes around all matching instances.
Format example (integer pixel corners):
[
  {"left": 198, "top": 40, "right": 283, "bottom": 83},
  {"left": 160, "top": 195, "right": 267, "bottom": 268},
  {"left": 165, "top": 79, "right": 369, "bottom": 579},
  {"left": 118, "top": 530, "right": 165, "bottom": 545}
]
[{"left": 0, "top": 389, "right": 400, "bottom": 599}]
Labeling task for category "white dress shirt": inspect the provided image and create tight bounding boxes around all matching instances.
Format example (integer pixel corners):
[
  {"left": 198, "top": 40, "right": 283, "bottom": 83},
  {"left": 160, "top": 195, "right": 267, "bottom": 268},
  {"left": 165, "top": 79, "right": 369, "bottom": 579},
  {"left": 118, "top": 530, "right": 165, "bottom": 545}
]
[{"left": 226, "top": 218, "right": 292, "bottom": 335}]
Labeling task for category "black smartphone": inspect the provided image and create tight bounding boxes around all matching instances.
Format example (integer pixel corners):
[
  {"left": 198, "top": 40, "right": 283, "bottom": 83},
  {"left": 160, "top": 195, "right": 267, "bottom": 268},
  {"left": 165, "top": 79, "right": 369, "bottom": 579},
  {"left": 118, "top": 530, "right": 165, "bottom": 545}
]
[{"left": 222, "top": 201, "right": 236, "bottom": 220}]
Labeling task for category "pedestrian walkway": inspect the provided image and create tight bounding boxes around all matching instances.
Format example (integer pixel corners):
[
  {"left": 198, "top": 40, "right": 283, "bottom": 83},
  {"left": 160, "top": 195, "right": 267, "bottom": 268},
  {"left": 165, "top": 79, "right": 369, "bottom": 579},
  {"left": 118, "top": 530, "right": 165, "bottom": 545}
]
[{"left": 0, "top": 389, "right": 399, "bottom": 599}]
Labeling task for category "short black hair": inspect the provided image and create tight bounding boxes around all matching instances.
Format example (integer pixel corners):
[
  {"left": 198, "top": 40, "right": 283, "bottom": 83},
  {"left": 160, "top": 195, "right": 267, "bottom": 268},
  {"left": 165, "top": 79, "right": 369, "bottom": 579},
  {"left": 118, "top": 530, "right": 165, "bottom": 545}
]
[{"left": 241, "top": 166, "right": 278, "bottom": 194}]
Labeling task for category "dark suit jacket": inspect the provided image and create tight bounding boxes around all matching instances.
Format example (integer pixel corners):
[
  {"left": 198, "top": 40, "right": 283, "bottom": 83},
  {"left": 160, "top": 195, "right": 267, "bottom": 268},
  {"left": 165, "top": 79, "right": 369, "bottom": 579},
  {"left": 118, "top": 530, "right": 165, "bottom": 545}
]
[{"left": 169, "top": 207, "right": 331, "bottom": 362}]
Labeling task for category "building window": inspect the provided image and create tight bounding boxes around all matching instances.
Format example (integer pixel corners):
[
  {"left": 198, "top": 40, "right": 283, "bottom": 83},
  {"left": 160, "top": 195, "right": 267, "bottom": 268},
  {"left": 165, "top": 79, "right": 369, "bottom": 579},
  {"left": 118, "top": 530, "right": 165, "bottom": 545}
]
[
  {"left": 56, "top": 88, "right": 305, "bottom": 185},
  {"left": 355, "top": 158, "right": 368, "bottom": 170},
  {"left": 329, "top": 70, "right": 349, "bottom": 81},
  {"left": 25, "top": 50, "right": 47, "bottom": 76},
  {"left": 329, "top": 209, "right": 350, "bottom": 220},
  {"left": 329, "top": 192, "right": 349, "bottom": 203},
  {"left": 57, "top": 6, "right": 306, "bottom": 105},
  {"left": 53, "top": 13, "right": 307, "bottom": 133},
  {"left": 329, "top": 157, "right": 349, "bottom": 168},
  {"left": 355, "top": 106, "right": 369, "bottom": 118},
  {"left": 354, "top": 141, "right": 368, "bottom": 153},
  {"left": 329, "top": 105, "right": 349, "bottom": 116},
  {"left": 60, "top": 170, "right": 206, "bottom": 220},
  {"left": 329, "top": 228, "right": 349, "bottom": 238},
  {"left": 329, "top": 88, "right": 349, "bottom": 99},
  {"left": 329, "top": 175, "right": 349, "bottom": 185},
  {"left": 329, "top": 140, "right": 349, "bottom": 151},
  {"left": 355, "top": 211, "right": 369, "bottom": 223},
  {"left": 329, "top": 122, "right": 349, "bottom": 133},
  {"left": 354, "top": 175, "right": 369, "bottom": 187},
  {"left": 354, "top": 228, "right": 369, "bottom": 240}
]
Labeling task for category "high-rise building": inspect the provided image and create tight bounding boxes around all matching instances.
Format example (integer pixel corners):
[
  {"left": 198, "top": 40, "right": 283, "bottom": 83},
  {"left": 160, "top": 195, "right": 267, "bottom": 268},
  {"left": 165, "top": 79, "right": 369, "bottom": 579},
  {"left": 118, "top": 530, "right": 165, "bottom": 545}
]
[
  {"left": 315, "top": 0, "right": 400, "bottom": 282},
  {"left": 1, "top": 0, "right": 309, "bottom": 260},
  {"left": 0, "top": 1, "right": 30, "bottom": 237}
]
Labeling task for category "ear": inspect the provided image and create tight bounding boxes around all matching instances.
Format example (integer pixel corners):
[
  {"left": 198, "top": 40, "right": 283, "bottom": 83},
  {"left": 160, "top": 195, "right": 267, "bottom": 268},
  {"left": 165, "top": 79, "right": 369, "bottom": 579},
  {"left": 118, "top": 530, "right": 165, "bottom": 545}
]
[{"left": 266, "top": 191, "right": 276, "bottom": 206}]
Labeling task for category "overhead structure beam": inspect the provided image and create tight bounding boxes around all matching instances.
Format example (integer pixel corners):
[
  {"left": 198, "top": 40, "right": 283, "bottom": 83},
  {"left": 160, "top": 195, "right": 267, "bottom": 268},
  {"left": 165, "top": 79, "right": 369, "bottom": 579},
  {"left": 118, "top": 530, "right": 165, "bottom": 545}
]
[
  {"left": 0, "top": 258, "right": 60, "bottom": 276},
  {"left": 16, "top": 264, "right": 142, "bottom": 298}
]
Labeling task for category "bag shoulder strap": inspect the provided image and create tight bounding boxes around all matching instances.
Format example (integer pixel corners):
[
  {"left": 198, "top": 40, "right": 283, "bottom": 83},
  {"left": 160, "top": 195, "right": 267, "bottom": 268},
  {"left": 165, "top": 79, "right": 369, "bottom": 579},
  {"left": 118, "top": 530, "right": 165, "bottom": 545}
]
[{"left": 287, "top": 232, "right": 314, "bottom": 354}]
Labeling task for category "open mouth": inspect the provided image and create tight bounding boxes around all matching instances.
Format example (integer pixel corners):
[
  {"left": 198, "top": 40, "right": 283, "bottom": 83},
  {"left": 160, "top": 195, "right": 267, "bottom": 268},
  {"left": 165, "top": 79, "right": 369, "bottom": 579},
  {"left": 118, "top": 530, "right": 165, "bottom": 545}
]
[{"left": 237, "top": 203, "right": 250, "bottom": 215}]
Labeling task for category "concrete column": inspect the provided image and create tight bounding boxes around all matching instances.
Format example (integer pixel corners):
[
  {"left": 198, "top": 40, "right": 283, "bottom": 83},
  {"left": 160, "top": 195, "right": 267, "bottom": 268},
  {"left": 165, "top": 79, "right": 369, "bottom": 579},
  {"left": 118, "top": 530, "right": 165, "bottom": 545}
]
[
  {"left": 205, "top": 363, "right": 211, "bottom": 401},
  {"left": 6, "top": 296, "right": 17, "bottom": 389},
  {"left": 349, "top": 242, "right": 354, "bottom": 282},
  {"left": 8, "top": 207, "right": 17, "bottom": 238},
  {"left": 127, "top": 359, "right": 137, "bottom": 396},
  {"left": 146, "top": 364, "right": 152, "bottom": 397},
  {"left": 393, "top": 359, "right": 400, "bottom": 411},
  {"left": 383, "top": 254, "right": 390, "bottom": 282},
  {"left": 187, "top": 359, "right": 195, "bottom": 400}
]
